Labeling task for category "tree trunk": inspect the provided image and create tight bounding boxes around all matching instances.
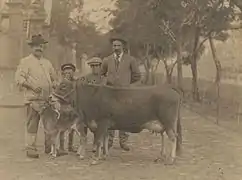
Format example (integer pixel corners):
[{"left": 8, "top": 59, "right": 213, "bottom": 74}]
[
  {"left": 166, "top": 71, "right": 172, "bottom": 84},
  {"left": 191, "top": 27, "right": 200, "bottom": 101},
  {"left": 176, "top": 30, "right": 183, "bottom": 93},
  {"left": 209, "top": 35, "right": 221, "bottom": 125}
]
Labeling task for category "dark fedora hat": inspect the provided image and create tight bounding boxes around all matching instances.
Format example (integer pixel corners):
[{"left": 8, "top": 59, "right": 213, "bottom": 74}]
[
  {"left": 109, "top": 35, "right": 127, "bottom": 45},
  {"left": 27, "top": 34, "right": 48, "bottom": 46},
  {"left": 61, "top": 63, "right": 76, "bottom": 72}
]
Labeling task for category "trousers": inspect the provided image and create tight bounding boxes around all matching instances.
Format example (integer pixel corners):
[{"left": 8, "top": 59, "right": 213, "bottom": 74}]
[
  {"left": 25, "top": 104, "right": 51, "bottom": 150},
  {"left": 108, "top": 130, "right": 129, "bottom": 147}
]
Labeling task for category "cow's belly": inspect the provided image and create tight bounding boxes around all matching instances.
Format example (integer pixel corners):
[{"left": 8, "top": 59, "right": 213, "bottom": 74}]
[
  {"left": 142, "top": 120, "right": 164, "bottom": 132},
  {"left": 110, "top": 119, "right": 164, "bottom": 133}
]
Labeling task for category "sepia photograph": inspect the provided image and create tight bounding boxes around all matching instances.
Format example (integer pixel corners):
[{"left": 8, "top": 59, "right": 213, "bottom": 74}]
[{"left": 0, "top": 0, "right": 242, "bottom": 179}]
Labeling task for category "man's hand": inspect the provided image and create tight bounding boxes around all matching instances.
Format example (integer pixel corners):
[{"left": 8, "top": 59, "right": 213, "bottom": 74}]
[
  {"left": 22, "top": 81, "right": 42, "bottom": 93},
  {"left": 52, "top": 81, "right": 59, "bottom": 89}
]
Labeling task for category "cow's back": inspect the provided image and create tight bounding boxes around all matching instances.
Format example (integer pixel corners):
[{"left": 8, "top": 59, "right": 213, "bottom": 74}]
[{"left": 76, "top": 83, "right": 180, "bottom": 128}]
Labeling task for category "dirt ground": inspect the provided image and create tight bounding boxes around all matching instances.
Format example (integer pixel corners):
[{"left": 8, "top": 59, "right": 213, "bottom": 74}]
[{"left": 0, "top": 107, "right": 242, "bottom": 180}]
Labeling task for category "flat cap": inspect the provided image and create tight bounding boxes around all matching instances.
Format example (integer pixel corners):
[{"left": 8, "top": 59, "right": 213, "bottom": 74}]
[
  {"left": 61, "top": 63, "right": 76, "bottom": 71},
  {"left": 87, "top": 57, "right": 102, "bottom": 65}
]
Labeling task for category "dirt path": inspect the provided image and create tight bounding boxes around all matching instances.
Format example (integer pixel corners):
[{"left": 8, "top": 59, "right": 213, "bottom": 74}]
[{"left": 0, "top": 107, "right": 242, "bottom": 180}]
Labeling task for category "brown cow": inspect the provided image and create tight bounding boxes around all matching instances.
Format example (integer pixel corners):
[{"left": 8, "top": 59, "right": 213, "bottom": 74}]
[{"left": 75, "top": 82, "right": 182, "bottom": 165}]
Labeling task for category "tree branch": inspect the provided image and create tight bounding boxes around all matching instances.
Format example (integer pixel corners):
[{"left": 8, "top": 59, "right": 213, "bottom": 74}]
[
  {"left": 170, "top": 60, "right": 178, "bottom": 75},
  {"left": 194, "top": 30, "right": 212, "bottom": 54}
]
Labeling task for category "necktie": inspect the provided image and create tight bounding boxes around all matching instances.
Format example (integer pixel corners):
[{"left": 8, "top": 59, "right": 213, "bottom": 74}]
[{"left": 116, "top": 54, "right": 120, "bottom": 69}]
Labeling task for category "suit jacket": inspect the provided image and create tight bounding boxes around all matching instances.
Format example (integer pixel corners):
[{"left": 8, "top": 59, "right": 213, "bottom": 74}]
[{"left": 101, "top": 53, "right": 141, "bottom": 86}]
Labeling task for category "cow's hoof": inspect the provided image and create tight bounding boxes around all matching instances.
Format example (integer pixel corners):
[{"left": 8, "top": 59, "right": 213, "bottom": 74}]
[
  {"left": 79, "top": 155, "right": 85, "bottom": 160},
  {"left": 49, "top": 154, "right": 57, "bottom": 159},
  {"left": 164, "top": 157, "right": 175, "bottom": 165},
  {"left": 49, "top": 152, "right": 58, "bottom": 159},
  {"left": 154, "top": 156, "right": 165, "bottom": 163},
  {"left": 101, "top": 155, "right": 109, "bottom": 161},
  {"left": 90, "top": 159, "right": 101, "bottom": 166}
]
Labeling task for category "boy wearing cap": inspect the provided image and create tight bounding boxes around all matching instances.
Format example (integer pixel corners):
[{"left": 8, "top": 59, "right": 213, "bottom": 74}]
[
  {"left": 15, "top": 34, "right": 57, "bottom": 158},
  {"left": 58, "top": 63, "right": 79, "bottom": 153},
  {"left": 79, "top": 56, "right": 105, "bottom": 152},
  {"left": 83, "top": 57, "right": 104, "bottom": 84}
]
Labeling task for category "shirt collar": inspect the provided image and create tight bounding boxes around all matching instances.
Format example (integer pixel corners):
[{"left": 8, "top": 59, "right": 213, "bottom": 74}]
[
  {"left": 114, "top": 52, "right": 124, "bottom": 61},
  {"left": 30, "top": 53, "right": 43, "bottom": 61}
]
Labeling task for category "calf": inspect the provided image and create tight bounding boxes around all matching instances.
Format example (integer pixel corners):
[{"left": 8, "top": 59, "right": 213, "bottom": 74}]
[{"left": 40, "top": 95, "right": 87, "bottom": 159}]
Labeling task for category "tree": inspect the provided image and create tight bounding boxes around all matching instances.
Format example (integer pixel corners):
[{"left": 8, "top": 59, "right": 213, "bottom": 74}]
[
  {"left": 110, "top": 0, "right": 181, "bottom": 85},
  {"left": 49, "top": 0, "right": 110, "bottom": 69},
  {"left": 148, "top": 0, "right": 233, "bottom": 101}
]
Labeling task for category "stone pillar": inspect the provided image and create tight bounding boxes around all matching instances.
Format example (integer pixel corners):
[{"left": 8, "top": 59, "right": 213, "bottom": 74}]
[
  {"left": 0, "top": 0, "right": 24, "bottom": 69},
  {"left": 26, "top": 1, "right": 46, "bottom": 37},
  {"left": 21, "top": 0, "right": 47, "bottom": 55}
]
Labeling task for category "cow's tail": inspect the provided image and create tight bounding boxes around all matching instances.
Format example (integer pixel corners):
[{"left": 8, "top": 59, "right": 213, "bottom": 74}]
[{"left": 176, "top": 96, "right": 182, "bottom": 154}]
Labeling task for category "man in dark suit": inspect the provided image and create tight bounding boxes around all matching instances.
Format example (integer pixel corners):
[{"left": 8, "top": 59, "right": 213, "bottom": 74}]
[{"left": 101, "top": 36, "right": 141, "bottom": 151}]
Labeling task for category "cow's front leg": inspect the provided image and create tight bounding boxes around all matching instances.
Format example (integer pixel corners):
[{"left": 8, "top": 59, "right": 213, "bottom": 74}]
[
  {"left": 76, "top": 135, "right": 87, "bottom": 160},
  {"left": 75, "top": 122, "right": 87, "bottom": 160},
  {"left": 49, "top": 131, "right": 60, "bottom": 158},
  {"left": 90, "top": 120, "right": 109, "bottom": 165},
  {"left": 90, "top": 138, "right": 103, "bottom": 165}
]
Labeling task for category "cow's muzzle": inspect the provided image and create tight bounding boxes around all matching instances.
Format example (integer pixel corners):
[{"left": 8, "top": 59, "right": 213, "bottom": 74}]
[{"left": 48, "top": 95, "right": 61, "bottom": 119}]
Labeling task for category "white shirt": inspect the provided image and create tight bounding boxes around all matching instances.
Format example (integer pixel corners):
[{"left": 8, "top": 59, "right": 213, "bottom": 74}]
[
  {"left": 113, "top": 52, "right": 124, "bottom": 62},
  {"left": 15, "top": 54, "right": 56, "bottom": 102}
]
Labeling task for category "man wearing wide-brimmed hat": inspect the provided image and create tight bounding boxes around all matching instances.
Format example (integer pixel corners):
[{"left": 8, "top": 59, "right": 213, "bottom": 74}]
[
  {"left": 15, "top": 34, "right": 57, "bottom": 158},
  {"left": 101, "top": 35, "right": 141, "bottom": 151}
]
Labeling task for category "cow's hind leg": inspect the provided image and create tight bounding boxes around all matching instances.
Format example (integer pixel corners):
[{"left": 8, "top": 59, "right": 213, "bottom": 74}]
[
  {"left": 154, "top": 129, "right": 166, "bottom": 163},
  {"left": 165, "top": 128, "right": 177, "bottom": 165},
  {"left": 102, "top": 131, "right": 109, "bottom": 160}
]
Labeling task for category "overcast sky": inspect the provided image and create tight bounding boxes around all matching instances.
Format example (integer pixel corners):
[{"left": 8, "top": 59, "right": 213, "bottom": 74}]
[{"left": 75, "top": 0, "right": 117, "bottom": 34}]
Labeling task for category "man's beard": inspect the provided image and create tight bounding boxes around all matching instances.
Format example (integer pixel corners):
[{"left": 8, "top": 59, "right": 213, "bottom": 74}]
[{"left": 33, "top": 50, "right": 43, "bottom": 58}]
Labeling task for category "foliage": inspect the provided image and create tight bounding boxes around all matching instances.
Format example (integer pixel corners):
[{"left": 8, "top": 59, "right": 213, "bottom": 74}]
[{"left": 49, "top": 0, "right": 109, "bottom": 56}]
